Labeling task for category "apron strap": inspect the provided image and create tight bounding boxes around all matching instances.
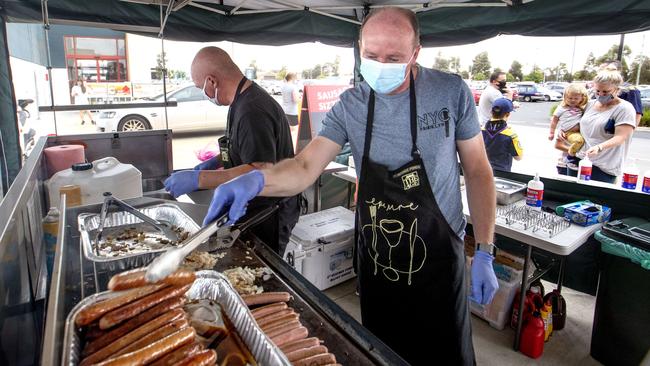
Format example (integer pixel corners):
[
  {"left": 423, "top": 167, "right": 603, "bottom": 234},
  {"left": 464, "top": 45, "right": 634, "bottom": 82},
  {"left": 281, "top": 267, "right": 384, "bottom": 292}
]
[
  {"left": 226, "top": 76, "right": 249, "bottom": 137},
  {"left": 363, "top": 69, "right": 418, "bottom": 159}
]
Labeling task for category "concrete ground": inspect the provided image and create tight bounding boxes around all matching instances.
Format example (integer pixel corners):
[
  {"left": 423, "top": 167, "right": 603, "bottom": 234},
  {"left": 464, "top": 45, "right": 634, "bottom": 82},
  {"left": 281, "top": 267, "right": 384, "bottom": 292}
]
[{"left": 324, "top": 278, "right": 602, "bottom": 366}]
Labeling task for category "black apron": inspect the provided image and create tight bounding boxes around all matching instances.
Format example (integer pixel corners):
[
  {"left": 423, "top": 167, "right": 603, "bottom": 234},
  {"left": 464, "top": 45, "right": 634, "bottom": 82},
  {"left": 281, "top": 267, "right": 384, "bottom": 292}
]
[{"left": 355, "top": 73, "right": 475, "bottom": 365}]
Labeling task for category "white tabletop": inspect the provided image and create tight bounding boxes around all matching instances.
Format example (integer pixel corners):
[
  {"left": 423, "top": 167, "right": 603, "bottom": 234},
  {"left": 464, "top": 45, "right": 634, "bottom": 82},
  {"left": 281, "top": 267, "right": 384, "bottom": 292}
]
[
  {"left": 331, "top": 167, "right": 357, "bottom": 184},
  {"left": 323, "top": 161, "right": 349, "bottom": 175},
  {"left": 461, "top": 191, "right": 601, "bottom": 256}
]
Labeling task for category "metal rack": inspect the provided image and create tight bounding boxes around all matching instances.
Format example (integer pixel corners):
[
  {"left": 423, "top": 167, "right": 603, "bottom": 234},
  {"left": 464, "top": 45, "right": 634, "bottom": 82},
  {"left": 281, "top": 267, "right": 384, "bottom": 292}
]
[{"left": 497, "top": 204, "right": 571, "bottom": 238}]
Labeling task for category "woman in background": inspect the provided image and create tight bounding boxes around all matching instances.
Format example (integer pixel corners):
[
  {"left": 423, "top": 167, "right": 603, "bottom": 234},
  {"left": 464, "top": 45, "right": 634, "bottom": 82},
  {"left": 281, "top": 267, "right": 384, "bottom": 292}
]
[{"left": 71, "top": 80, "right": 94, "bottom": 125}]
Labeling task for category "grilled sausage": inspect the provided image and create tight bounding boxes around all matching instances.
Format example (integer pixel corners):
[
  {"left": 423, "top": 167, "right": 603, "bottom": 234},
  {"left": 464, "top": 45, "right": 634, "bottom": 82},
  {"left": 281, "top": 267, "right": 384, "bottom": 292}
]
[
  {"left": 114, "top": 317, "right": 188, "bottom": 357},
  {"left": 94, "top": 327, "right": 195, "bottom": 366},
  {"left": 241, "top": 292, "right": 290, "bottom": 306},
  {"left": 75, "top": 284, "right": 166, "bottom": 327},
  {"left": 149, "top": 342, "right": 202, "bottom": 366},
  {"left": 99, "top": 284, "right": 191, "bottom": 329},
  {"left": 84, "top": 323, "right": 104, "bottom": 340},
  {"left": 259, "top": 313, "right": 300, "bottom": 332},
  {"left": 83, "top": 297, "right": 185, "bottom": 357},
  {"left": 108, "top": 268, "right": 196, "bottom": 291},
  {"left": 174, "top": 349, "right": 217, "bottom": 366},
  {"left": 80, "top": 308, "right": 185, "bottom": 366},
  {"left": 265, "top": 320, "right": 301, "bottom": 340},
  {"left": 249, "top": 302, "right": 287, "bottom": 318},
  {"left": 271, "top": 325, "right": 308, "bottom": 347},
  {"left": 278, "top": 337, "right": 320, "bottom": 354},
  {"left": 292, "top": 353, "right": 337, "bottom": 366},
  {"left": 285, "top": 345, "right": 329, "bottom": 362},
  {"left": 255, "top": 309, "right": 295, "bottom": 328}
]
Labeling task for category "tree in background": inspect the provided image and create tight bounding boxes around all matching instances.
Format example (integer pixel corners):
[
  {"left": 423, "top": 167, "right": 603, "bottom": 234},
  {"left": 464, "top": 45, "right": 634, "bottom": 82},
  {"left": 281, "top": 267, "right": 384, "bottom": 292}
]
[
  {"left": 153, "top": 52, "right": 168, "bottom": 80},
  {"left": 509, "top": 60, "right": 523, "bottom": 81},
  {"left": 471, "top": 52, "right": 491, "bottom": 79},
  {"left": 573, "top": 52, "right": 597, "bottom": 81},
  {"left": 433, "top": 51, "right": 450, "bottom": 72},
  {"left": 629, "top": 55, "right": 650, "bottom": 84},
  {"left": 460, "top": 70, "right": 470, "bottom": 79},
  {"left": 449, "top": 56, "right": 461, "bottom": 74},
  {"left": 524, "top": 66, "right": 544, "bottom": 83},
  {"left": 276, "top": 65, "right": 288, "bottom": 80},
  {"left": 595, "top": 44, "right": 632, "bottom": 80},
  {"left": 311, "top": 64, "right": 323, "bottom": 79}
]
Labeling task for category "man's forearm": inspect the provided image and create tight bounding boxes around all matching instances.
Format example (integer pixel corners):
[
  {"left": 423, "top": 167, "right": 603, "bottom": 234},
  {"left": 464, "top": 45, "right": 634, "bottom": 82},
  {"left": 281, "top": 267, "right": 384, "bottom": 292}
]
[
  {"left": 198, "top": 164, "right": 259, "bottom": 189},
  {"left": 261, "top": 157, "right": 324, "bottom": 197},
  {"left": 465, "top": 168, "right": 496, "bottom": 244}
]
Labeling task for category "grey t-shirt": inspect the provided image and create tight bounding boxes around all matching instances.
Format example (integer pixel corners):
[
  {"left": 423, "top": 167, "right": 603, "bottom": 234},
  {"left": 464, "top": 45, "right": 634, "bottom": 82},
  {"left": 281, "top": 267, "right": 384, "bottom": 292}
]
[
  {"left": 319, "top": 66, "right": 480, "bottom": 238},
  {"left": 553, "top": 104, "right": 582, "bottom": 131},
  {"left": 477, "top": 85, "right": 503, "bottom": 124},
  {"left": 579, "top": 99, "right": 636, "bottom": 176}
]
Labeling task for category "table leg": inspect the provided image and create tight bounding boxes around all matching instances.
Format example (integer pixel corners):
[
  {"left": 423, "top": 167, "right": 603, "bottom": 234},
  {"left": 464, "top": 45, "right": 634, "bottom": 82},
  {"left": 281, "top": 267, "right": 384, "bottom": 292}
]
[
  {"left": 314, "top": 176, "right": 321, "bottom": 212},
  {"left": 514, "top": 244, "right": 532, "bottom": 350},
  {"left": 556, "top": 256, "right": 566, "bottom": 294}
]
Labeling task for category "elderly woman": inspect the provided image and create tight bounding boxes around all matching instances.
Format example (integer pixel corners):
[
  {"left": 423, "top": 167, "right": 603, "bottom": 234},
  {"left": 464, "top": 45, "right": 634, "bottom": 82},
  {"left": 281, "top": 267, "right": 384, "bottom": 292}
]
[{"left": 562, "top": 64, "right": 636, "bottom": 183}]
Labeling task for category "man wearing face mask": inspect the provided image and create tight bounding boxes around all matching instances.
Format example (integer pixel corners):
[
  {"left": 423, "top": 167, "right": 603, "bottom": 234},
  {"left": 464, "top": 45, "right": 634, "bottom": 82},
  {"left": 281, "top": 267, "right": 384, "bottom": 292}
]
[
  {"left": 477, "top": 71, "right": 513, "bottom": 124},
  {"left": 164, "top": 46, "right": 299, "bottom": 254},
  {"left": 200, "top": 8, "right": 497, "bottom": 365}
]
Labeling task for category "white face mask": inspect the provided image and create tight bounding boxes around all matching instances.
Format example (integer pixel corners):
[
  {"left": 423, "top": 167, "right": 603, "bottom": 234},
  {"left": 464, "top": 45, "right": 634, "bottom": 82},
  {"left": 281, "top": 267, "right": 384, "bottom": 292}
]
[{"left": 202, "top": 77, "right": 222, "bottom": 106}]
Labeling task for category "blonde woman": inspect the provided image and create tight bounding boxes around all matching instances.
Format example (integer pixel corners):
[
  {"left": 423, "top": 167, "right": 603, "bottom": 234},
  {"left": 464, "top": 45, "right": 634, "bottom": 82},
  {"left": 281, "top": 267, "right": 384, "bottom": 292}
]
[
  {"left": 565, "top": 64, "right": 636, "bottom": 183},
  {"left": 71, "top": 80, "right": 95, "bottom": 125}
]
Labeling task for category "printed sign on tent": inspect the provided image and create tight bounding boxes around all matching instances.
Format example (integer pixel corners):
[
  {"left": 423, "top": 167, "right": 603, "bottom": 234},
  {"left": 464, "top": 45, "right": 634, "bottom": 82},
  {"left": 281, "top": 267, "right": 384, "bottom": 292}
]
[{"left": 296, "top": 84, "right": 351, "bottom": 153}]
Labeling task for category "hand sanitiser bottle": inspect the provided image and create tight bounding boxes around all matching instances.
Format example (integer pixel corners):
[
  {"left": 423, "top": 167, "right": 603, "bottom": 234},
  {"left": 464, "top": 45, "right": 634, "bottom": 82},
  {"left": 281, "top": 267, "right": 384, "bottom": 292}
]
[
  {"left": 577, "top": 157, "right": 592, "bottom": 182},
  {"left": 526, "top": 174, "right": 544, "bottom": 211},
  {"left": 621, "top": 159, "right": 639, "bottom": 190}
]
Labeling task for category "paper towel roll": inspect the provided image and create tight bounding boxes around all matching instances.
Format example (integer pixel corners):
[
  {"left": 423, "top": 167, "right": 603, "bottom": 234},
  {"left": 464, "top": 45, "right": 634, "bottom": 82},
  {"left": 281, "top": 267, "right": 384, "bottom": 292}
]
[{"left": 44, "top": 145, "right": 85, "bottom": 178}]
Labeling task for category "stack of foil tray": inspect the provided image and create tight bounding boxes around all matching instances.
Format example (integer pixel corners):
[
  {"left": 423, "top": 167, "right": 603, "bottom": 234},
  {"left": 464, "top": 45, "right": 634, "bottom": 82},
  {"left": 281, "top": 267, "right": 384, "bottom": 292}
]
[
  {"left": 78, "top": 203, "right": 200, "bottom": 272},
  {"left": 62, "top": 271, "right": 290, "bottom": 366}
]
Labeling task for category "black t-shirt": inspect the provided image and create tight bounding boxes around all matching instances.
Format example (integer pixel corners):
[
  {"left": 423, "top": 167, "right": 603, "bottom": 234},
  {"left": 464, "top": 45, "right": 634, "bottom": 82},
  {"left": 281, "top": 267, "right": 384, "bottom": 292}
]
[{"left": 227, "top": 82, "right": 299, "bottom": 253}]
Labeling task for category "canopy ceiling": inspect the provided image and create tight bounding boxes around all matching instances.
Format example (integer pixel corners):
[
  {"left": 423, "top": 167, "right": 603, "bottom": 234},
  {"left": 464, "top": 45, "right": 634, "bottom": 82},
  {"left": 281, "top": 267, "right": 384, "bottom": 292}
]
[{"left": 3, "top": 0, "right": 650, "bottom": 47}]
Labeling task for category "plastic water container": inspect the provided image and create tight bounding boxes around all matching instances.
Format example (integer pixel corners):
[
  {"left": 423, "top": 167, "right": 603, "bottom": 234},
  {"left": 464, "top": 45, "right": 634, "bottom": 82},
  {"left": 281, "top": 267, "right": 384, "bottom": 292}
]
[{"left": 47, "top": 157, "right": 142, "bottom": 208}]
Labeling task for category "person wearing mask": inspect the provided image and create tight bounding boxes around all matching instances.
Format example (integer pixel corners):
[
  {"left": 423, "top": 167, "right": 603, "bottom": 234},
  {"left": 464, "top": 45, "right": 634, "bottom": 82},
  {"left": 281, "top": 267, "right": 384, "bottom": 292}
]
[
  {"left": 164, "top": 46, "right": 300, "bottom": 254},
  {"left": 281, "top": 72, "right": 301, "bottom": 138},
  {"left": 568, "top": 64, "right": 636, "bottom": 183},
  {"left": 482, "top": 98, "right": 523, "bottom": 172},
  {"left": 477, "top": 71, "right": 513, "bottom": 124},
  {"left": 200, "top": 8, "right": 497, "bottom": 365}
]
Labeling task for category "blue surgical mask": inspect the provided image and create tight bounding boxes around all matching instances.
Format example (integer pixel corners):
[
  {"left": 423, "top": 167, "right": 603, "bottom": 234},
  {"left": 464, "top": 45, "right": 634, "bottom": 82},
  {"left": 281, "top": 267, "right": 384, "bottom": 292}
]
[
  {"left": 359, "top": 55, "right": 413, "bottom": 94},
  {"left": 202, "top": 78, "right": 222, "bottom": 106},
  {"left": 597, "top": 94, "right": 614, "bottom": 104}
]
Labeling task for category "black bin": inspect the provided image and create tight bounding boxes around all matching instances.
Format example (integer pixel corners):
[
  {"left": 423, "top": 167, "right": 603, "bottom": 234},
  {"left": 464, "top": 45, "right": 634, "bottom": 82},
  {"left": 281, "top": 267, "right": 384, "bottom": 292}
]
[{"left": 591, "top": 231, "right": 650, "bottom": 366}]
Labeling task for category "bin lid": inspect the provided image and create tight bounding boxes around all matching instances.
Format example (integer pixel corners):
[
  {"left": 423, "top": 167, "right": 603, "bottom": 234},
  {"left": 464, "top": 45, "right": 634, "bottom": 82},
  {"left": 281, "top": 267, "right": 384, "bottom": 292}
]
[
  {"left": 595, "top": 230, "right": 650, "bottom": 270},
  {"left": 290, "top": 206, "right": 354, "bottom": 247}
]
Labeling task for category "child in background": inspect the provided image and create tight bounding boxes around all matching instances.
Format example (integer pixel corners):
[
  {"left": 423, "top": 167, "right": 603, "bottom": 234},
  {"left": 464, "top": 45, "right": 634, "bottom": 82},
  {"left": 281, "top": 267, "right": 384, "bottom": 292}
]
[
  {"left": 549, "top": 84, "right": 588, "bottom": 161},
  {"left": 482, "top": 98, "right": 523, "bottom": 172}
]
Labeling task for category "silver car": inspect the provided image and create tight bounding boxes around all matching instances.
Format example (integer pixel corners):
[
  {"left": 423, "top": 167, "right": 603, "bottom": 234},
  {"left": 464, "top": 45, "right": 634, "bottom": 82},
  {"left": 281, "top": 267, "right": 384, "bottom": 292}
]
[{"left": 96, "top": 85, "right": 228, "bottom": 132}]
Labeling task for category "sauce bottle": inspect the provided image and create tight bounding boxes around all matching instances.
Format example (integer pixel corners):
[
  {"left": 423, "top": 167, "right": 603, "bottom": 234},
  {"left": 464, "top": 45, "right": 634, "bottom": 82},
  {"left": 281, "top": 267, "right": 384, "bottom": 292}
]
[{"left": 642, "top": 170, "right": 650, "bottom": 194}]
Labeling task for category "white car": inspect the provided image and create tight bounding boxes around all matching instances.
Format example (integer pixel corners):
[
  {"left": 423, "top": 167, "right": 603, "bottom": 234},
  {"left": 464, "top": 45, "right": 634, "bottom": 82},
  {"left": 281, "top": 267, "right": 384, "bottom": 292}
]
[
  {"left": 96, "top": 85, "right": 228, "bottom": 132},
  {"left": 538, "top": 87, "right": 563, "bottom": 102}
]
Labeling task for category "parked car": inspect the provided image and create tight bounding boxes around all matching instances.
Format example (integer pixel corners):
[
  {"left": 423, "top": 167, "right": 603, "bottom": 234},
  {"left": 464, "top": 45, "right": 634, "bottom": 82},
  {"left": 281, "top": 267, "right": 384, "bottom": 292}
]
[
  {"left": 640, "top": 87, "right": 650, "bottom": 110},
  {"left": 547, "top": 84, "right": 566, "bottom": 96},
  {"left": 537, "top": 86, "right": 563, "bottom": 101},
  {"left": 258, "top": 80, "right": 282, "bottom": 95},
  {"left": 515, "top": 84, "right": 546, "bottom": 102},
  {"left": 471, "top": 86, "right": 484, "bottom": 105},
  {"left": 96, "top": 84, "right": 228, "bottom": 132}
]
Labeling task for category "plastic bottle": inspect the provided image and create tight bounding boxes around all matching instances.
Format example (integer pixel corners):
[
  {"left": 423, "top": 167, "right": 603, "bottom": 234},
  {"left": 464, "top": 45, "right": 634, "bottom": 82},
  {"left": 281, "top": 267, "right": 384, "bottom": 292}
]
[
  {"left": 541, "top": 298, "right": 553, "bottom": 341},
  {"left": 543, "top": 289, "right": 567, "bottom": 330},
  {"left": 520, "top": 311, "right": 545, "bottom": 358},
  {"left": 642, "top": 170, "right": 650, "bottom": 194},
  {"left": 526, "top": 173, "right": 544, "bottom": 210},
  {"left": 42, "top": 207, "right": 60, "bottom": 277},
  {"left": 621, "top": 160, "right": 639, "bottom": 190},
  {"left": 577, "top": 157, "right": 592, "bottom": 182}
]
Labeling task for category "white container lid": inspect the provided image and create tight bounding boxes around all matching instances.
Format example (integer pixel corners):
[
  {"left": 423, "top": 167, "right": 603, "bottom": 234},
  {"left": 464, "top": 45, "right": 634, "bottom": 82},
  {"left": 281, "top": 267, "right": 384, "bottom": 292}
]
[{"left": 290, "top": 206, "right": 355, "bottom": 248}]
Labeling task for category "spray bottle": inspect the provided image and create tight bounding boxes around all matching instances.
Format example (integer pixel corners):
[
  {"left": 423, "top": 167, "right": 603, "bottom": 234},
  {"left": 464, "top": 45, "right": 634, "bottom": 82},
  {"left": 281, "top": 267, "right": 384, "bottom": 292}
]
[{"left": 526, "top": 174, "right": 544, "bottom": 210}]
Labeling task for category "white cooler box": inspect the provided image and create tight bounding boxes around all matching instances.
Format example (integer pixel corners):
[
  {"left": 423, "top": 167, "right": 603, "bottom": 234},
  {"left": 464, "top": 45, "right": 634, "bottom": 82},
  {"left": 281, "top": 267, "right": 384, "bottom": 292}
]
[{"left": 283, "top": 206, "right": 356, "bottom": 291}]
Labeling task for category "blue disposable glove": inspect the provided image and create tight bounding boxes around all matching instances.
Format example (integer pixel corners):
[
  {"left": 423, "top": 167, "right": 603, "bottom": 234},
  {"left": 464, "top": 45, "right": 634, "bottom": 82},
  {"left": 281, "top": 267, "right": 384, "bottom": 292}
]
[
  {"left": 164, "top": 170, "right": 200, "bottom": 198},
  {"left": 470, "top": 250, "right": 499, "bottom": 305},
  {"left": 203, "top": 170, "right": 265, "bottom": 226},
  {"left": 194, "top": 156, "right": 220, "bottom": 171}
]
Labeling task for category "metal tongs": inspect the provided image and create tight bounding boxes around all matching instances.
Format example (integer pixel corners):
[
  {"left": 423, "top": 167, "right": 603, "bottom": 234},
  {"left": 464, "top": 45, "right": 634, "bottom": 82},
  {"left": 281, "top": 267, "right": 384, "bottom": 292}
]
[
  {"left": 210, "top": 204, "right": 279, "bottom": 250},
  {"left": 145, "top": 213, "right": 229, "bottom": 283},
  {"left": 95, "top": 192, "right": 181, "bottom": 246}
]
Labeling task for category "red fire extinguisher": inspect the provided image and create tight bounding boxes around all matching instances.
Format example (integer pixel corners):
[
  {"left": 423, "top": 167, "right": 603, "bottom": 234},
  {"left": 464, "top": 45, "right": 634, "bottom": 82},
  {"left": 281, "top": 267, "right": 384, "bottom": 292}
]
[{"left": 520, "top": 311, "right": 545, "bottom": 358}]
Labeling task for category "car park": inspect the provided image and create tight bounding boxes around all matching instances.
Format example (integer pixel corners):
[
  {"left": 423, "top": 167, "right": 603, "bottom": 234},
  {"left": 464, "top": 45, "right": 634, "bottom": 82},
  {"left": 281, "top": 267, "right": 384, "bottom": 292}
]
[
  {"left": 515, "top": 83, "right": 546, "bottom": 102},
  {"left": 537, "top": 86, "right": 563, "bottom": 101},
  {"left": 96, "top": 84, "right": 228, "bottom": 132},
  {"left": 640, "top": 87, "right": 650, "bottom": 110}
]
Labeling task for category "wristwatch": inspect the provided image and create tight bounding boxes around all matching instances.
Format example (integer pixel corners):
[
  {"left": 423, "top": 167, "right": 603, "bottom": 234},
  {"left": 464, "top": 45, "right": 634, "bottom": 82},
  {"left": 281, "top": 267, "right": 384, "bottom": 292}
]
[{"left": 476, "top": 242, "right": 498, "bottom": 257}]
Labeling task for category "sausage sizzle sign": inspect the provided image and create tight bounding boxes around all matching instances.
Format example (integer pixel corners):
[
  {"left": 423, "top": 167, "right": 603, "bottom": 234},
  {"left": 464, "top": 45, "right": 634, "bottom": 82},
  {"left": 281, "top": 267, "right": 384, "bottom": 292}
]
[{"left": 296, "top": 84, "right": 351, "bottom": 152}]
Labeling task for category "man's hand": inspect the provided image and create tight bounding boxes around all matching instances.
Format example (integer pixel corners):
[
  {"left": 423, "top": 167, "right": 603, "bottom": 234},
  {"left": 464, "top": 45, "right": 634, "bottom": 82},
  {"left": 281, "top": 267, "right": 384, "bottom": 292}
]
[
  {"left": 194, "top": 156, "right": 220, "bottom": 171},
  {"left": 203, "top": 170, "right": 265, "bottom": 226},
  {"left": 470, "top": 251, "right": 499, "bottom": 305},
  {"left": 164, "top": 170, "right": 200, "bottom": 198}
]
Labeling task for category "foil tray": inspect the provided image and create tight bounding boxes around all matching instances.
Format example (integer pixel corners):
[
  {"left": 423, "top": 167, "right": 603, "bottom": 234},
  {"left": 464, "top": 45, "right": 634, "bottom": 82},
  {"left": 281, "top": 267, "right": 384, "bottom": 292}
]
[
  {"left": 62, "top": 270, "right": 290, "bottom": 366},
  {"left": 78, "top": 203, "right": 200, "bottom": 271}
]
